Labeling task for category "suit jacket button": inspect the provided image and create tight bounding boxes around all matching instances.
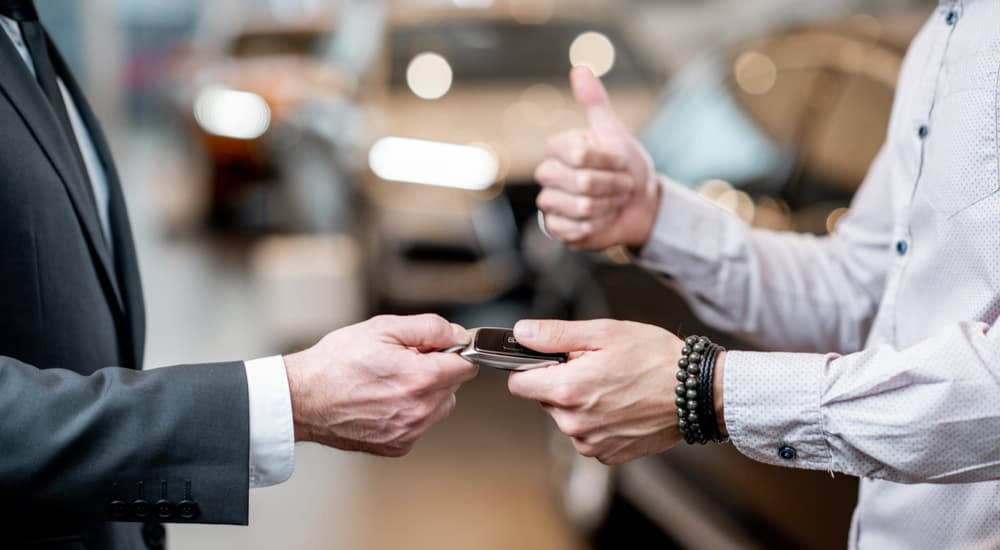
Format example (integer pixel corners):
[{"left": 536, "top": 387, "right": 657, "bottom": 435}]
[
  {"left": 108, "top": 500, "right": 128, "bottom": 519},
  {"left": 132, "top": 499, "right": 151, "bottom": 519},
  {"left": 154, "top": 500, "right": 174, "bottom": 520},
  {"left": 177, "top": 500, "right": 200, "bottom": 520}
]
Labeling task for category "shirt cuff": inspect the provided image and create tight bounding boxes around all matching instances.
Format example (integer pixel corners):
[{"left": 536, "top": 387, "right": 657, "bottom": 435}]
[
  {"left": 723, "top": 350, "right": 833, "bottom": 472},
  {"left": 636, "top": 177, "right": 739, "bottom": 279},
  {"left": 244, "top": 356, "right": 295, "bottom": 488}
]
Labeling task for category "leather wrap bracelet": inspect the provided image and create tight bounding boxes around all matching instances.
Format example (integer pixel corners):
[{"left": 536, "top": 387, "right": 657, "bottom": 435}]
[{"left": 675, "top": 335, "right": 729, "bottom": 445}]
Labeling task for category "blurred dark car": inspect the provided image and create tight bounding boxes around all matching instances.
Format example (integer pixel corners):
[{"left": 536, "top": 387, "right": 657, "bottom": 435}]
[
  {"left": 357, "top": 3, "right": 658, "bottom": 313},
  {"left": 546, "top": 12, "right": 929, "bottom": 550},
  {"left": 169, "top": 16, "right": 356, "bottom": 228}
]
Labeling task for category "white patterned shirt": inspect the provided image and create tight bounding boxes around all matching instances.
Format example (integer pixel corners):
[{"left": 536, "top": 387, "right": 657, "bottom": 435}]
[{"left": 639, "top": 1, "right": 1000, "bottom": 548}]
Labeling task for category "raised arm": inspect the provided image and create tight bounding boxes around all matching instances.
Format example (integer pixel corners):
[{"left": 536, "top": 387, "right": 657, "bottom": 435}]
[{"left": 537, "top": 67, "right": 893, "bottom": 354}]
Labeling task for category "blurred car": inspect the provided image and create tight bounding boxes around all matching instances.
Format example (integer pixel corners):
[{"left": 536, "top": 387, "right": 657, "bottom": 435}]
[
  {"left": 357, "top": 3, "right": 658, "bottom": 311},
  {"left": 546, "top": 12, "right": 929, "bottom": 550},
  {"left": 169, "top": 15, "right": 356, "bottom": 228}
]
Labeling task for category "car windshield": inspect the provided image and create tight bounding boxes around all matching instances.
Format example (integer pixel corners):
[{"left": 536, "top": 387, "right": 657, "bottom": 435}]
[
  {"left": 230, "top": 30, "right": 326, "bottom": 58},
  {"left": 640, "top": 55, "right": 790, "bottom": 192},
  {"left": 389, "top": 20, "right": 648, "bottom": 88}
]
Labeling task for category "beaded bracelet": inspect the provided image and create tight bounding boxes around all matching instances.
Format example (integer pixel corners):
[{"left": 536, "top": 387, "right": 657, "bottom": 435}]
[{"left": 675, "top": 335, "right": 728, "bottom": 445}]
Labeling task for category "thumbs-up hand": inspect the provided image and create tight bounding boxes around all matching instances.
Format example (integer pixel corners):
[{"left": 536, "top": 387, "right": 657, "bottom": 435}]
[{"left": 535, "top": 67, "right": 661, "bottom": 250}]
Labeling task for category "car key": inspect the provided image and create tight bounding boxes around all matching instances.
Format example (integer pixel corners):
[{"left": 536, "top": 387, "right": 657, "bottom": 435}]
[{"left": 440, "top": 327, "right": 567, "bottom": 371}]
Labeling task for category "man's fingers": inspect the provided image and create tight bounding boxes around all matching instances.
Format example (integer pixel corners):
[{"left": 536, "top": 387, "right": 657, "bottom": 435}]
[
  {"left": 535, "top": 159, "right": 632, "bottom": 197},
  {"left": 375, "top": 314, "right": 469, "bottom": 351},
  {"left": 570, "top": 65, "right": 627, "bottom": 138},
  {"left": 545, "top": 130, "right": 625, "bottom": 171},
  {"left": 538, "top": 212, "right": 617, "bottom": 246},
  {"left": 537, "top": 188, "right": 625, "bottom": 221},
  {"left": 513, "top": 318, "right": 618, "bottom": 353},
  {"left": 507, "top": 368, "right": 562, "bottom": 402}
]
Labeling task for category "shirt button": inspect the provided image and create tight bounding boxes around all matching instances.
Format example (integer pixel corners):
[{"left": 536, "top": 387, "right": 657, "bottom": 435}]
[
  {"left": 895, "top": 240, "right": 908, "bottom": 256},
  {"left": 945, "top": 10, "right": 958, "bottom": 25},
  {"left": 917, "top": 125, "right": 929, "bottom": 139},
  {"left": 778, "top": 444, "right": 797, "bottom": 460}
]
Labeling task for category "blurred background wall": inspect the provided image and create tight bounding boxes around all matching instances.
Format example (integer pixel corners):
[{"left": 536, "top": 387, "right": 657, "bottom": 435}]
[{"left": 35, "top": 0, "right": 934, "bottom": 548}]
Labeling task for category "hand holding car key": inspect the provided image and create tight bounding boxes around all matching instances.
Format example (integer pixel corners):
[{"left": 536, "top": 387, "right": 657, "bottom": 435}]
[{"left": 442, "top": 327, "right": 567, "bottom": 371}]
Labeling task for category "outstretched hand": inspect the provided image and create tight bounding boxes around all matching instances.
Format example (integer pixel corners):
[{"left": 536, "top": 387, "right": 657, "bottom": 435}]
[
  {"left": 507, "top": 318, "right": 687, "bottom": 465},
  {"left": 284, "top": 314, "right": 478, "bottom": 457}
]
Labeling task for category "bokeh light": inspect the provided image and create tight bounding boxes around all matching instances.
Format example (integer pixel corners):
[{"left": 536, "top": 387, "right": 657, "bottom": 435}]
[
  {"left": 569, "top": 31, "right": 616, "bottom": 77},
  {"left": 406, "top": 52, "right": 454, "bottom": 100}
]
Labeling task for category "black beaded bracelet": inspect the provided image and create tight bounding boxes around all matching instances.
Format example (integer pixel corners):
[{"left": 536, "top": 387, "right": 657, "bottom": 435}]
[{"left": 674, "top": 335, "right": 728, "bottom": 445}]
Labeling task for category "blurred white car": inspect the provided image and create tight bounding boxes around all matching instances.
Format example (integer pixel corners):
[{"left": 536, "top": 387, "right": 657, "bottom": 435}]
[{"left": 357, "top": 4, "right": 658, "bottom": 310}]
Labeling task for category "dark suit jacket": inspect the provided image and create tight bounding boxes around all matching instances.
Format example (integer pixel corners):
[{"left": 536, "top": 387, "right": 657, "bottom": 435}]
[{"left": 0, "top": 27, "right": 251, "bottom": 550}]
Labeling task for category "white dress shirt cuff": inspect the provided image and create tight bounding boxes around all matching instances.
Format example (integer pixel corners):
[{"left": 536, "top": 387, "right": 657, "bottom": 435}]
[
  {"left": 723, "top": 350, "right": 833, "bottom": 472},
  {"left": 637, "top": 176, "right": 741, "bottom": 279},
  {"left": 244, "top": 356, "right": 295, "bottom": 488}
]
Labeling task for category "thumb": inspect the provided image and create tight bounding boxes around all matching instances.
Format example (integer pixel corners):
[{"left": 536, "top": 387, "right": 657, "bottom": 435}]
[
  {"left": 513, "top": 319, "right": 613, "bottom": 353},
  {"left": 376, "top": 314, "right": 469, "bottom": 352},
  {"left": 570, "top": 65, "right": 626, "bottom": 138}
]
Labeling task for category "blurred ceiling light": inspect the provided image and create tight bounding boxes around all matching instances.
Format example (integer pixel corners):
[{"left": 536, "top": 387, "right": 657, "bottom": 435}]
[
  {"left": 509, "top": 0, "right": 554, "bottom": 24},
  {"left": 734, "top": 51, "right": 777, "bottom": 95},
  {"left": 194, "top": 86, "right": 271, "bottom": 140},
  {"left": 406, "top": 52, "right": 453, "bottom": 100},
  {"left": 452, "top": 0, "right": 494, "bottom": 7},
  {"left": 716, "top": 189, "right": 756, "bottom": 223},
  {"left": 826, "top": 207, "right": 850, "bottom": 234},
  {"left": 569, "top": 31, "right": 616, "bottom": 77},
  {"left": 368, "top": 137, "right": 499, "bottom": 190}
]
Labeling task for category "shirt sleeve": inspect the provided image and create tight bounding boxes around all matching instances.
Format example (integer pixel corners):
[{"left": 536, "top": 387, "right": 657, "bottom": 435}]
[
  {"left": 723, "top": 320, "right": 1000, "bottom": 483},
  {"left": 244, "top": 356, "right": 295, "bottom": 488},
  {"left": 637, "top": 147, "right": 894, "bottom": 354}
]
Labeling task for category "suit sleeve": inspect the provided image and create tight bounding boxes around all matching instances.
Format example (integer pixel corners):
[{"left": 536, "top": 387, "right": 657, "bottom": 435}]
[{"left": 0, "top": 357, "right": 250, "bottom": 525}]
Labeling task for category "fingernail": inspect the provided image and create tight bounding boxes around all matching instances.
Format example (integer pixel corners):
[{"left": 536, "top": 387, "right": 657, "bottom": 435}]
[{"left": 514, "top": 320, "right": 537, "bottom": 340}]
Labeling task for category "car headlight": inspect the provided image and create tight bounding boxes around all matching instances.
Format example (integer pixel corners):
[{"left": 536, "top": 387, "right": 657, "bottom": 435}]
[
  {"left": 368, "top": 136, "right": 499, "bottom": 190},
  {"left": 194, "top": 86, "right": 271, "bottom": 140}
]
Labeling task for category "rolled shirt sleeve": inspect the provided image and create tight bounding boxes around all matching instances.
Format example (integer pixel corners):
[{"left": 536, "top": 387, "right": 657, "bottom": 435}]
[
  {"left": 244, "top": 356, "right": 295, "bottom": 488},
  {"left": 724, "top": 321, "right": 1000, "bottom": 484}
]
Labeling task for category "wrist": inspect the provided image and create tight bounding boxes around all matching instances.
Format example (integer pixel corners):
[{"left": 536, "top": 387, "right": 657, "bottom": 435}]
[
  {"left": 714, "top": 351, "right": 727, "bottom": 437},
  {"left": 283, "top": 351, "right": 316, "bottom": 443},
  {"left": 627, "top": 174, "right": 663, "bottom": 251}
]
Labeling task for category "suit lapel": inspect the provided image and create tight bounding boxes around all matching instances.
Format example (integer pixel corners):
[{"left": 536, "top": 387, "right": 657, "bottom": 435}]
[
  {"left": 47, "top": 35, "right": 146, "bottom": 369},
  {"left": 0, "top": 32, "right": 128, "bottom": 329}
]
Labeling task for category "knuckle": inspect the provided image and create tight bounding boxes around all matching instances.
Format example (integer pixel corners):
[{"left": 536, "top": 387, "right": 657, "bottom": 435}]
[
  {"left": 414, "top": 399, "right": 436, "bottom": 420},
  {"left": 550, "top": 383, "right": 580, "bottom": 408},
  {"left": 576, "top": 171, "right": 593, "bottom": 194},
  {"left": 368, "top": 314, "right": 395, "bottom": 331},
  {"left": 560, "top": 417, "right": 588, "bottom": 438},
  {"left": 577, "top": 197, "right": 595, "bottom": 217},
  {"left": 573, "top": 440, "right": 597, "bottom": 457}
]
